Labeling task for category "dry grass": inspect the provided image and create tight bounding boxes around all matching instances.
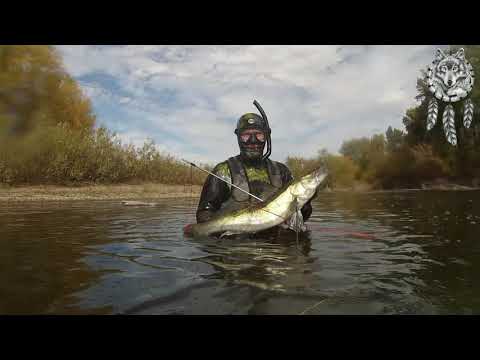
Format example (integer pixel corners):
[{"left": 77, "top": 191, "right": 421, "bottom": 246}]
[
  {"left": 0, "top": 183, "right": 202, "bottom": 202},
  {"left": 0, "top": 124, "right": 209, "bottom": 186}
]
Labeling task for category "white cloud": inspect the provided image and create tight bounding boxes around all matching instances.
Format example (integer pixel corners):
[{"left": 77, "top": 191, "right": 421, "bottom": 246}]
[{"left": 56, "top": 45, "right": 442, "bottom": 165}]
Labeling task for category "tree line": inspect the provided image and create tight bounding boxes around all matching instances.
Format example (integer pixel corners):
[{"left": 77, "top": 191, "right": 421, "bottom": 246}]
[
  {"left": 0, "top": 45, "right": 207, "bottom": 186},
  {"left": 2, "top": 45, "right": 480, "bottom": 189},
  {"left": 288, "top": 45, "right": 480, "bottom": 190}
]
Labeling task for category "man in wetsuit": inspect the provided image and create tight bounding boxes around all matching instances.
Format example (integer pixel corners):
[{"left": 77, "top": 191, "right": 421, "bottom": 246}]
[{"left": 196, "top": 106, "right": 314, "bottom": 229}]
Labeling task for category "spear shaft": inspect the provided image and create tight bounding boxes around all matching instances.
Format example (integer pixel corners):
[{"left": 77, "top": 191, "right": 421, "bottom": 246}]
[{"left": 181, "top": 159, "right": 265, "bottom": 203}]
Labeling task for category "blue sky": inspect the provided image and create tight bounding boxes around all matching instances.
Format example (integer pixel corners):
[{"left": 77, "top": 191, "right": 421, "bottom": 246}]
[{"left": 56, "top": 45, "right": 447, "bottom": 165}]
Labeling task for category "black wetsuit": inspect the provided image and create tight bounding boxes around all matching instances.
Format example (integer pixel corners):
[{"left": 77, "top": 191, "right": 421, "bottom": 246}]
[{"left": 196, "top": 154, "right": 313, "bottom": 224}]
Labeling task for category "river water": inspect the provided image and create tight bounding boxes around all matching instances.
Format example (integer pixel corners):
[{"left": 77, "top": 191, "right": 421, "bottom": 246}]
[{"left": 1, "top": 191, "right": 480, "bottom": 315}]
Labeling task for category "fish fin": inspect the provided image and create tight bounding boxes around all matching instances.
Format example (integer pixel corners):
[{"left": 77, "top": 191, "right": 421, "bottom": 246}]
[{"left": 286, "top": 208, "right": 307, "bottom": 233}]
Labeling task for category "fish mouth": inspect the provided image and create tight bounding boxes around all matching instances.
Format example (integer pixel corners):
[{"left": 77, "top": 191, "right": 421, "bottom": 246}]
[{"left": 311, "top": 168, "right": 328, "bottom": 183}]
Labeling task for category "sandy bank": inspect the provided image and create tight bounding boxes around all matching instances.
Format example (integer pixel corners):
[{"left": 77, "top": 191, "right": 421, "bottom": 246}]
[
  {"left": 0, "top": 183, "right": 202, "bottom": 202},
  {"left": 1, "top": 181, "right": 478, "bottom": 202}
]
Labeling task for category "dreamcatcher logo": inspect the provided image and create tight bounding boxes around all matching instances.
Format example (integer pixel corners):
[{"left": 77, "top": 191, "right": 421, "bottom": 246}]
[{"left": 425, "top": 48, "right": 475, "bottom": 146}]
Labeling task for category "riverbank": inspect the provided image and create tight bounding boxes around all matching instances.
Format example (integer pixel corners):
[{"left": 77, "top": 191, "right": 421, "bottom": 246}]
[
  {"left": 1, "top": 180, "right": 479, "bottom": 202},
  {"left": 0, "top": 183, "right": 202, "bottom": 202},
  {"left": 327, "top": 180, "right": 480, "bottom": 193}
]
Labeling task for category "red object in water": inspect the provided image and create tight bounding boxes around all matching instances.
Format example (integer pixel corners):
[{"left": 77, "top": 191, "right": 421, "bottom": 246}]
[
  {"left": 184, "top": 223, "right": 193, "bottom": 236},
  {"left": 345, "top": 232, "right": 376, "bottom": 240},
  {"left": 307, "top": 224, "right": 377, "bottom": 240}
]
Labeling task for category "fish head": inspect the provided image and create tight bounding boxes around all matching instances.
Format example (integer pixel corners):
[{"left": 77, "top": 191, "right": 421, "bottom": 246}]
[{"left": 290, "top": 167, "right": 328, "bottom": 205}]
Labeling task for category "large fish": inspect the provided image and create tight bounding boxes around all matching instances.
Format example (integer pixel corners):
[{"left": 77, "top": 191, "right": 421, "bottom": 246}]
[{"left": 185, "top": 168, "right": 328, "bottom": 238}]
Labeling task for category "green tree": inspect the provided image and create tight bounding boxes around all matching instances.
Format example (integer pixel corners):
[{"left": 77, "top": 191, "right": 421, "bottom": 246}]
[
  {"left": 339, "top": 134, "right": 386, "bottom": 180},
  {"left": 317, "top": 151, "right": 358, "bottom": 188},
  {"left": 339, "top": 137, "right": 370, "bottom": 173},
  {"left": 385, "top": 126, "right": 404, "bottom": 153}
]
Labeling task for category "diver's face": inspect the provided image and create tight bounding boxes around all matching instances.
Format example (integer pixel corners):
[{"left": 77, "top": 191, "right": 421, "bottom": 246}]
[{"left": 239, "top": 129, "right": 266, "bottom": 160}]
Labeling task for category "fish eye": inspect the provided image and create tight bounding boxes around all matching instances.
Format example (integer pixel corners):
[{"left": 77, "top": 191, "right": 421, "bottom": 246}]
[{"left": 453, "top": 66, "right": 458, "bottom": 71}]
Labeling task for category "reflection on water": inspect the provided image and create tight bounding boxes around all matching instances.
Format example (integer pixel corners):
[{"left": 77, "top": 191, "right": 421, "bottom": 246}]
[{"left": 2, "top": 191, "right": 480, "bottom": 314}]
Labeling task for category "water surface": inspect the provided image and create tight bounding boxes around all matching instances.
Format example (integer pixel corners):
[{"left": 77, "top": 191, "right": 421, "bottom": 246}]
[{"left": 1, "top": 191, "right": 480, "bottom": 314}]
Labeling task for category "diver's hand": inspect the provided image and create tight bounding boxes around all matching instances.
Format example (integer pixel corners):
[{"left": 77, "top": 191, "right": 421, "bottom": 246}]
[{"left": 196, "top": 209, "right": 215, "bottom": 223}]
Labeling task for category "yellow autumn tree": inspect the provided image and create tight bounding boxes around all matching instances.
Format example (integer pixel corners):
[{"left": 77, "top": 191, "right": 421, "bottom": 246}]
[
  {"left": 0, "top": 45, "right": 210, "bottom": 185},
  {"left": 0, "top": 45, "right": 95, "bottom": 136}
]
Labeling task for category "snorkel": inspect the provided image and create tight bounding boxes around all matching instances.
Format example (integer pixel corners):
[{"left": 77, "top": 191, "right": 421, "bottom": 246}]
[{"left": 253, "top": 100, "right": 272, "bottom": 161}]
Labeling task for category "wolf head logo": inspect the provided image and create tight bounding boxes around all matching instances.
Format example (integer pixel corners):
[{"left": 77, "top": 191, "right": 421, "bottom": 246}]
[
  {"left": 426, "top": 48, "right": 474, "bottom": 103},
  {"left": 425, "top": 48, "right": 476, "bottom": 147}
]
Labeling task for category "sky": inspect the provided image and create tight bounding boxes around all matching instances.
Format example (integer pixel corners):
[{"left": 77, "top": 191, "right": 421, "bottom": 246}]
[{"left": 56, "top": 45, "right": 447, "bottom": 165}]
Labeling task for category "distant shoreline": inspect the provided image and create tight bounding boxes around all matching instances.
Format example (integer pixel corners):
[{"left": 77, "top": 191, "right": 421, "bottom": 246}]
[
  {"left": 1, "top": 181, "right": 479, "bottom": 202},
  {"left": 0, "top": 183, "right": 202, "bottom": 202}
]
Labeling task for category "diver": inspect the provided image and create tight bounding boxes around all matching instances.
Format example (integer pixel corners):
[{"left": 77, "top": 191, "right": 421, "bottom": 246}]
[{"left": 196, "top": 101, "right": 315, "bottom": 231}]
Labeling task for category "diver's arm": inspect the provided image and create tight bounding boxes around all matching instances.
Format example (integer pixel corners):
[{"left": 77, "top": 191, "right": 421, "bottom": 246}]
[
  {"left": 196, "top": 169, "right": 230, "bottom": 223},
  {"left": 279, "top": 163, "right": 314, "bottom": 221},
  {"left": 300, "top": 198, "right": 314, "bottom": 221}
]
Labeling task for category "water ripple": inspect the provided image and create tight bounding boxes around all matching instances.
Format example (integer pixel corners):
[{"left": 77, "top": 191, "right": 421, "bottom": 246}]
[{"left": 2, "top": 192, "right": 480, "bottom": 314}]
